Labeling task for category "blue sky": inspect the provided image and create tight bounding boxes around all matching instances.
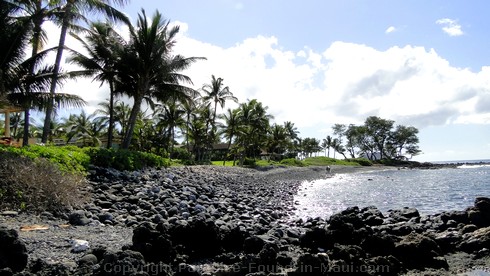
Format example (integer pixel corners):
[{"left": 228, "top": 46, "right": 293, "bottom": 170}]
[{"left": 48, "top": 0, "right": 490, "bottom": 162}]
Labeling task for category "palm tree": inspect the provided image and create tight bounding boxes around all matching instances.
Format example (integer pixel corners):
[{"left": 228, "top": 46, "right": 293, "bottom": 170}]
[
  {"left": 41, "top": 0, "right": 130, "bottom": 144},
  {"left": 322, "top": 135, "right": 333, "bottom": 157},
  {"left": 155, "top": 101, "right": 185, "bottom": 153},
  {"left": 218, "top": 108, "right": 240, "bottom": 165},
  {"left": 1, "top": 2, "right": 85, "bottom": 145},
  {"left": 7, "top": 0, "right": 62, "bottom": 146},
  {"left": 201, "top": 75, "right": 237, "bottom": 135},
  {"left": 116, "top": 9, "right": 203, "bottom": 149},
  {"left": 236, "top": 99, "right": 273, "bottom": 160},
  {"left": 68, "top": 21, "right": 126, "bottom": 148}
]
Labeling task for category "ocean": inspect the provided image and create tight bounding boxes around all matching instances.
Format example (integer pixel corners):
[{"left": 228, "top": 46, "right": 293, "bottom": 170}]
[{"left": 293, "top": 162, "right": 490, "bottom": 220}]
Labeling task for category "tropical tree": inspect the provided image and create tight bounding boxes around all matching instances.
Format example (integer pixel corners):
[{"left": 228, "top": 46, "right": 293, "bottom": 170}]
[
  {"left": 218, "top": 108, "right": 240, "bottom": 165},
  {"left": 41, "top": 0, "right": 130, "bottom": 143},
  {"left": 322, "top": 135, "right": 333, "bottom": 157},
  {"left": 68, "top": 21, "right": 126, "bottom": 148},
  {"left": 116, "top": 9, "right": 203, "bottom": 149},
  {"left": 236, "top": 99, "right": 273, "bottom": 160},
  {"left": 1, "top": 1, "right": 85, "bottom": 145},
  {"left": 201, "top": 75, "right": 237, "bottom": 135}
]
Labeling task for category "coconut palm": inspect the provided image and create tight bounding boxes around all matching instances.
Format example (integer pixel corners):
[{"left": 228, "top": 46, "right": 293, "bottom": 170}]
[
  {"left": 68, "top": 21, "right": 126, "bottom": 148},
  {"left": 116, "top": 9, "right": 203, "bottom": 149},
  {"left": 201, "top": 75, "right": 237, "bottom": 135},
  {"left": 41, "top": 0, "right": 130, "bottom": 144},
  {"left": 1, "top": 2, "right": 85, "bottom": 145},
  {"left": 218, "top": 108, "right": 240, "bottom": 165},
  {"left": 322, "top": 135, "right": 333, "bottom": 157}
]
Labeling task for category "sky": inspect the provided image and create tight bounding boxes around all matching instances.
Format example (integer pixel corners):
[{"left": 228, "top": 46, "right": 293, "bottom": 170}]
[{"left": 42, "top": 0, "right": 490, "bottom": 162}]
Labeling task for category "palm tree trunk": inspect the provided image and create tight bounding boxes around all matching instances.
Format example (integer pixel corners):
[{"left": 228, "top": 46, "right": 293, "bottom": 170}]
[
  {"left": 122, "top": 96, "right": 143, "bottom": 149},
  {"left": 42, "top": 1, "right": 73, "bottom": 143},
  {"left": 22, "top": 109, "right": 30, "bottom": 146},
  {"left": 223, "top": 134, "right": 233, "bottom": 166},
  {"left": 107, "top": 81, "right": 115, "bottom": 148},
  {"left": 24, "top": 1, "right": 42, "bottom": 146}
]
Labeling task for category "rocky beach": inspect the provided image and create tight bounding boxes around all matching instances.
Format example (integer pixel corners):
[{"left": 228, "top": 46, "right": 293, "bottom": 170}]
[{"left": 1, "top": 165, "right": 490, "bottom": 275}]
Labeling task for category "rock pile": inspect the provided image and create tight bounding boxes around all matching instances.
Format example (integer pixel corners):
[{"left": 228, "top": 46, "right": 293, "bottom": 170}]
[{"left": 0, "top": 166, "right": 489, "bottom": 275}]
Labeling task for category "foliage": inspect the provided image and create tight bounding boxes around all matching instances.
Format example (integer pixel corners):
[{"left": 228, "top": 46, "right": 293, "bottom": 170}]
[
  {"left": 84, "top": 147, "right": 170, "bottom": 171},
  {"left": 279, "top": 158, "right": 306, "bottom": 167},
  {"left": 346, "top": 158, "right": 373, "bottom": 166},
  {"left": 170, "top": 147, "right": 193, "bottom": 161},
  {"left": 332, "top": 116, "right": 421, "bottom": 161},
  {"left": 303, "top": 156, "right": 361, "bottom": 166},
  {"left": 0, "top": 145, "right": 90, "bottom": 174},
  {"left": 0, "top": 152, "right": 88, "bottom": 212}
]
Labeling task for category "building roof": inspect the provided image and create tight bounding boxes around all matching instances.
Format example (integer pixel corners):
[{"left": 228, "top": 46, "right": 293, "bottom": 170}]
[{"left": 0, "top": 105, "right": 24, "bottom": 113}]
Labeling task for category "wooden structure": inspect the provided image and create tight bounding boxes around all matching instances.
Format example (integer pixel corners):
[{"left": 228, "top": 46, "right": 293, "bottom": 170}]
[{"left": 0, "top": 105, "right": 24, "bottom": 145}]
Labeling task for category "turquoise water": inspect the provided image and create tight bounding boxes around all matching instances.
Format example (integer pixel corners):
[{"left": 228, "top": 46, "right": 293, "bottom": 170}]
[{"left": 293, "top": 164, "right": 490, "bottom": 219}]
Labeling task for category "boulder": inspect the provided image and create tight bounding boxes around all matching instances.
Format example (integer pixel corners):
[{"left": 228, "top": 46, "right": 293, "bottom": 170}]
[
  {"left": 458, "top": 226, "right": 490, "bottom": 253},
  {"left": 0, "top": 226, "right": 28, "bottom": 272},
  {"left": 394, "top": 232, "right": 447, "bottom": 270},
  {"left": 388, "top": 207, "right": 420, "bottom": 222}
]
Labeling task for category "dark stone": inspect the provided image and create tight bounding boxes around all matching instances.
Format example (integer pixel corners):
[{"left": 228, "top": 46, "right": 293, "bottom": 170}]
[
  {"left": 170, "top": 218, "right": 221, "bottom": 259},
  {"left": 68, "top": 210, "right": 91, "bottom": 226},
  {"left": 361, "top": 232, "right": 396, "bottom": 256},
  {"left": 292, "top": 253, "right": 329, "bottom": 275},
  {"left": 475, "top": 197, "right": 490, "bottom": 213},
  {"left": 468, "top": 209, "right": 490, "bottom": 227},
  {"left": 77, "top": 254, "right": 98, "bottom": 266},
  {"left": 389, "top": 207, "right": 420, "bottom": 222},
  {"left": 440, "top": 210, "right": 469, "bottom": 225},
  {"left": 458, "top": 226, "right": 490, "bottom": 253},
  {"left": 244, "top": 236, "right": 265, "bottom": 254},
  {"left": 360, "top": 206, "right": 385, "bottom": 226},
  {"left": 0, "top": 227, "right": 28, "bottom": 272},
  {"left": 131, "top": 223, "right": 175, "bottom": 263},
  {"left": 299, "top": 227, "right": 333, "bottom": 251},
  {"left": 222, "top": 226, "right": 248, "bottom": 251},
  {"left": 394, "top": 232, "right": 447, "bottom": 270}
]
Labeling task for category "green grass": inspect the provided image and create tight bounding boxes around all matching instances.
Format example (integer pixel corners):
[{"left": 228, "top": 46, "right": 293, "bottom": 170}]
[
  {"left": 211, "top": 160, "right": 237, "bottom": 166},
  {"left": 303, "top": 156, "right": 369, "bottom": 166}
]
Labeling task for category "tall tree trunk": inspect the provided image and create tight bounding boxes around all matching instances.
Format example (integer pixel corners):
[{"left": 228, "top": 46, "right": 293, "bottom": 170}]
[
  {"left": 24, "top": 0, "right": 42, "bottom": 146},
  {"left": 22, "top": 109, "right": 30, "bottom": 146},
  {"left": 42, "top": 1, "right": 73, "bottom": 143},
  {"left": 122, "top": 96, "right": 143, "bottom": 149},
  {"left": 107, "top": 81, "right": 115, "bottom": 148}
]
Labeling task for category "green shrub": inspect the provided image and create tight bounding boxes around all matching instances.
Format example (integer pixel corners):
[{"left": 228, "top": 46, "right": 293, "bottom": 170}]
[
  {"left": 0, "top": 145, "right": 90, "bottom": 174},
  {"left": 242, "top": 158, "right": 256, "bottom": 167},
  {"left": 347, "top": 158, "right": 373, "bottom": 166},
  {"left": 84, "top": 148, "right": 169, "bottom": 171},
  {"left": 170, "top": 147, "right": 193, "bottom": 161},
  {"left": 0, "top": 152, "right": 88, "bottom": 212},
  {"left": 280, "top": 158, "right": 306, "bottom": 167}
]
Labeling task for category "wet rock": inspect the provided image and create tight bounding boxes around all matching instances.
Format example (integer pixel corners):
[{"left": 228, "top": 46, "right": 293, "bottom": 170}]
[
  {"left": 458, "top": 226, "right": 490, "bottom": 253},
  {"left": 299, "top": 227, "right": 333, "bottom": 251},
  {"left": 360, "top": 232, "right": 396, "bottom": 256},
  {"left": 394, "top": 232, "right": 447, "bottom": 270},
  {"left": 0, "top": 226, "right": 28, "bottom": 272},
  {"left": 388, "top": 207, "right": 420, "bottom": 222}
]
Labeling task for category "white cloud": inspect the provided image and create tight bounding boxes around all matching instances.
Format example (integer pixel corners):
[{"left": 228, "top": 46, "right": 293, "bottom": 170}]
[
  {"left": 44, "top": 20, "right": 490, "bottom": 140},
  {"left": 385, "top": 26, "right": 396, "bottom": 34},
  {"left": 436, "top": 18, "right": 464, "bottom": 36}
]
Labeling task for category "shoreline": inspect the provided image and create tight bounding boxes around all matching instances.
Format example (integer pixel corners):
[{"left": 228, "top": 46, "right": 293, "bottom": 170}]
[{"left": 1, "top": 164, "right": 489, "bottom": 275}]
